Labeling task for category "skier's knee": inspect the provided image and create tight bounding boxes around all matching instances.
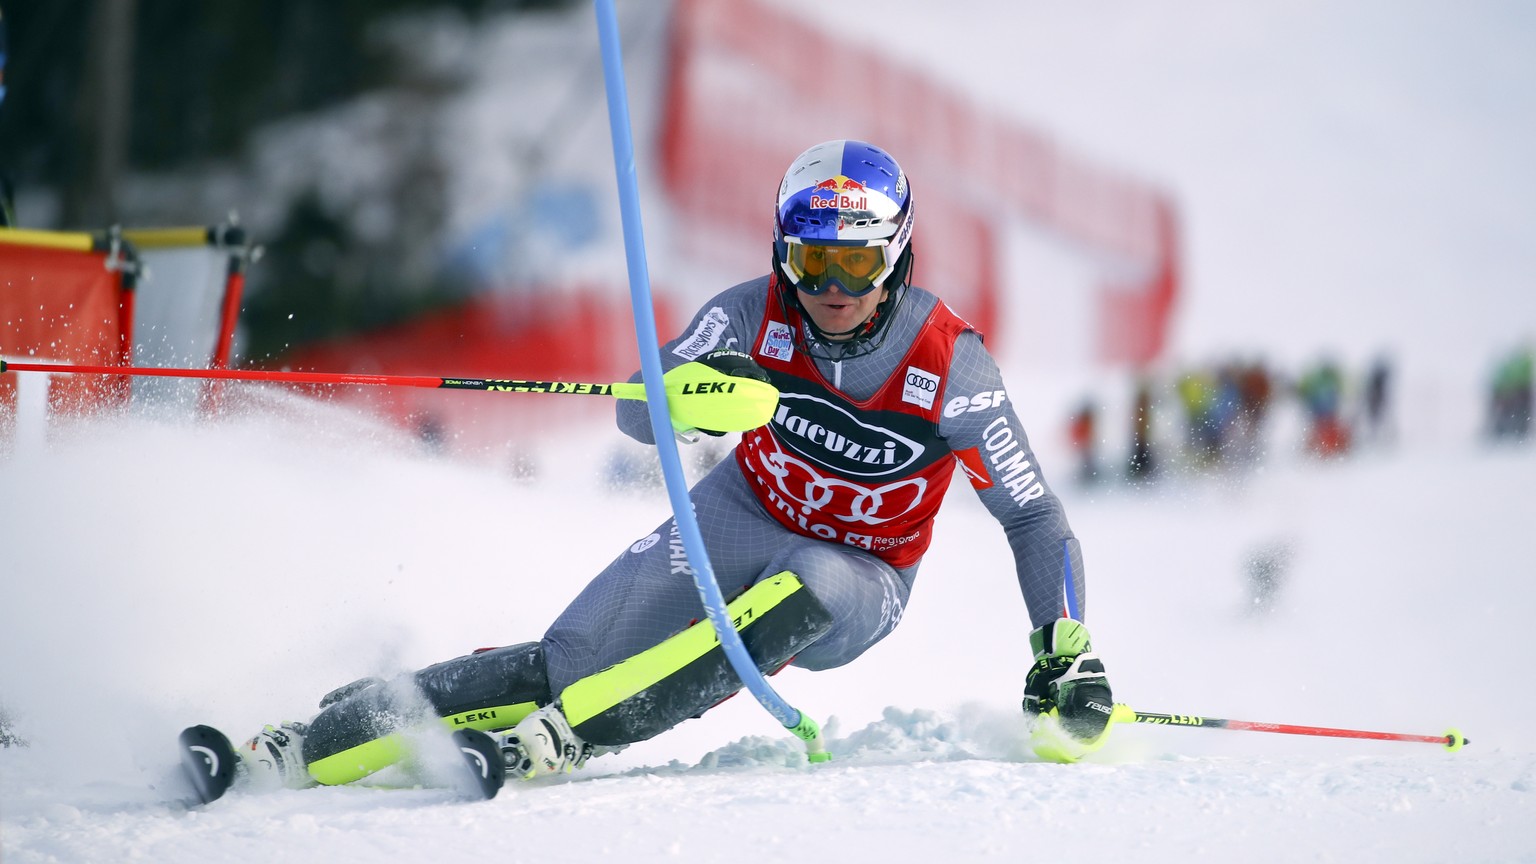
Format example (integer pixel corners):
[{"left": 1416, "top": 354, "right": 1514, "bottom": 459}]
[
  {"left": 556, "top": 572, "right": 832, "bottom": 747},
  {"left": 773, "top": 546, "right": 910, "bottom": 671},
  {"left": 412, "top": 642, "right": 551, "bottom": 724}
]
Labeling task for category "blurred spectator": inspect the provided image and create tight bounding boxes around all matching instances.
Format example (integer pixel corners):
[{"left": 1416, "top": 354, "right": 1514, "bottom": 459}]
[
  {"left": 1126, "top": 378, "right": 1158, "bottom": 483},
  {"left": 1066, "top": 399, "right": 1101, "bottom": 485},
  {"left": 1176, "top": 369, "right": 1221, "bottom": 466},
  {"left": 1295, "top": 358, "right": 1351, "bottom": 457},
  {"left": 1359, "top": 354, "right": 1395, "bottom": 446},
  {"left": 1222, "top": 359, "right": 1272, "bottom": 465},
  {"left": 1488, "top": 344, "right": 1533, "bottom": 442},
  {"left": 1210, "top": 363, "right": 1243, "bottom": 462}
]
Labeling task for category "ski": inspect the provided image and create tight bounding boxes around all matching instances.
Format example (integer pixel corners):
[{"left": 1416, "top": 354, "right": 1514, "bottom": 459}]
[
  {"left": 178, "top": 724, "right": 239, "bottom": 805},
  {"left": 176, "top": 724, "right": 506, "bottom": 805},
  {"left": 452, "top": 728, "right": 505, "bottom": 800}
]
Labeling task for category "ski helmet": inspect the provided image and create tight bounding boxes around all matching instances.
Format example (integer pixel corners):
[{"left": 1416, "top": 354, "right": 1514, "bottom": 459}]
[{"left": 772, "top": 140, "right": 915, "bottom": 351}]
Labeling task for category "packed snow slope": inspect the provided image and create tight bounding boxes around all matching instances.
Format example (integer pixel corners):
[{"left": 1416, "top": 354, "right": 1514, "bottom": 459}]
[
  {"left": 1, "top": 400, "right": 1533, "bottom": 863},
  {"left": 5, "top": 1, "right": 1536, "bottom": 862}
]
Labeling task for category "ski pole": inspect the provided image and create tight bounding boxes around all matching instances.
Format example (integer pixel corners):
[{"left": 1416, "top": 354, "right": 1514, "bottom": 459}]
[
  {"left": 0, "top": 359, "right": 779, "bottom": 434},
  {"left": 593, "top": 0, "right": 827, "bottom": 763},
  {"left": 1114, "top": 704, "right": 1468, "bottom": 751}
]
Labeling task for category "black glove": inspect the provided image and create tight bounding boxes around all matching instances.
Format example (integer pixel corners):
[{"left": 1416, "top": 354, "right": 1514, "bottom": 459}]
[
  {"left": 696, "top": 348, "right": 769, "bottom": 382},
  {"left": 1023, "top": 618, "right": 1116, "bottom": 754},
  {"left": 686, "top": 349, "right": 770, "bottom": 436}
]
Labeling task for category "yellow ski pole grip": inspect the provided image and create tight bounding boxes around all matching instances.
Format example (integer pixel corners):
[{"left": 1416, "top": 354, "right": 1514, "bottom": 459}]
[{"left": 613, "top": 363, "right": 780, "bottom": 434}]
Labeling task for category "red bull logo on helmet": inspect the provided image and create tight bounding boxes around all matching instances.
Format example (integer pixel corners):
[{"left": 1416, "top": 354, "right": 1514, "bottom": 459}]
[{"left": 809, "top": 175, "right": 870, "bottom": 211}]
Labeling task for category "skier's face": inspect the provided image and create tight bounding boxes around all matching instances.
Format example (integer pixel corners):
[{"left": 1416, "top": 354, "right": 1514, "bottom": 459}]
[{"left": 796, "top": 283, "right": 888, "bottom": 341}]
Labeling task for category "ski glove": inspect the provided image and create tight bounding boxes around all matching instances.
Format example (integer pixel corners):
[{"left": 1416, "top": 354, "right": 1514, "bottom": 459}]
[
  {"left": 1023, "top": 618, "right": 1117, "bottom": 762},
  {"left": 671, "top": 348, "right": 771, "bottom": 439}
]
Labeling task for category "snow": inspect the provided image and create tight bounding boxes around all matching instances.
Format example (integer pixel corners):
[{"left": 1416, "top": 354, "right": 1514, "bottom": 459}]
[
  {"left": 4, "top": 2, "right": 1536, "bottom": 862},
  {"left": 2, "top": 406, "right": 1533, "bottom": 861}
]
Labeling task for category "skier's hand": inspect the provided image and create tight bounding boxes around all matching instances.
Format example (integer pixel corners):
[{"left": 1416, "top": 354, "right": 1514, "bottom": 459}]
[
  {"left": 695, "top": 348, "right": 770, "bottom": 383},
  {"left": 665, "top": 349, "right": 774, "bottom": 440},
  {"left": 1022, "top": 618, "right": 1116, "bottom": 762}
]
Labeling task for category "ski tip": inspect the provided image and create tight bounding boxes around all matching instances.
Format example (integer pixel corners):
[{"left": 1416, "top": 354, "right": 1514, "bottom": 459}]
[
  {"left": 179, "top": 724, "right": 239, "bottom": 805},
  {"left": 452, "top": 728, "right": 506, "bottom": 800}
]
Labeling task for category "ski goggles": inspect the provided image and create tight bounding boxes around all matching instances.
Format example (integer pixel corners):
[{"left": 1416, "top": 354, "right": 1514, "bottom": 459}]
[{"left": 779, "top": 239, "right": 893, "bottom": 297}]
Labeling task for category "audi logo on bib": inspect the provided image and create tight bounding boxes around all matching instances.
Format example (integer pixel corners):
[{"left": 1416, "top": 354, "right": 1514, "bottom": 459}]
[
  {"left": 757, "top": 437, "right": 930, "bottom": 526},
  {"left": 902, "top": 366, "right": 941, "bottom": 410},
  {"left": 905, "top": 372, "right": 936, "bottom": 391}
]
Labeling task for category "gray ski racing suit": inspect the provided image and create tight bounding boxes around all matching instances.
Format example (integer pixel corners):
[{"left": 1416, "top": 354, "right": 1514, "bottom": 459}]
[
  {"left": 544, "top": 276, "right": 1084, "bottom": 706},
  {"left": 300, "top": 276, "right": 1085, "bottom": 769}
]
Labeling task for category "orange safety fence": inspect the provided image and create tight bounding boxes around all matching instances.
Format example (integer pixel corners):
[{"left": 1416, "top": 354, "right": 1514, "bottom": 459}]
[
  {"left": 0, "top": 231, "right": 134, "bottom": 417},
  {"left": 0, "top": 224, "right": 254, "bottom": 422}
]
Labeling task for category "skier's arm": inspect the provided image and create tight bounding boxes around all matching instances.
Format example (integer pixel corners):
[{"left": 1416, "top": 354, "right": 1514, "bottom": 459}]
[
  {"left": 616, "top": 279, "right": 770, "bottom": 444},
  {"left": 940, "top": 334, "right": 1114, "bottom": 758},
  {"left": 938, "top": 333, "right": 1084, "bottom": 627}
]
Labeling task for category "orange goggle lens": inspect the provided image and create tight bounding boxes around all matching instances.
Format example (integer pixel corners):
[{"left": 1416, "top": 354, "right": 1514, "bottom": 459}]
[{"left": 786, "top": 243, "right": 890, "bottom": 296}]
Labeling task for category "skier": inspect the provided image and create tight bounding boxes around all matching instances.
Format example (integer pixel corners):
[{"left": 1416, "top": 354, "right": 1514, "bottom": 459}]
[{"left": 234, "top": 139, "right": 1115, "bottom": 792}]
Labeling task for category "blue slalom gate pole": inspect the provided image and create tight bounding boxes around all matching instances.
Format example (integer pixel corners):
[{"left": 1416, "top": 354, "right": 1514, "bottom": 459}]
[{"left": 591, "top": 0, "right": 827, "bottom": 762}]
